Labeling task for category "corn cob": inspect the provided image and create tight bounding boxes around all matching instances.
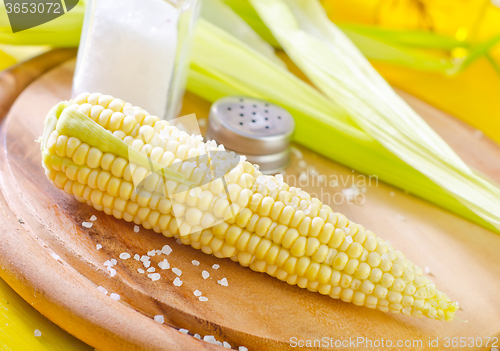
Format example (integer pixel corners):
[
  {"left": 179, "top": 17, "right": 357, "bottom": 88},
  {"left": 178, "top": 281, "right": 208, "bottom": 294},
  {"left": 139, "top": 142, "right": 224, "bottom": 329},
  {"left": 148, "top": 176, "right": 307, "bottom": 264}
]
[{"left": 41, "top": 93, "right": 458, "bottom": 321}]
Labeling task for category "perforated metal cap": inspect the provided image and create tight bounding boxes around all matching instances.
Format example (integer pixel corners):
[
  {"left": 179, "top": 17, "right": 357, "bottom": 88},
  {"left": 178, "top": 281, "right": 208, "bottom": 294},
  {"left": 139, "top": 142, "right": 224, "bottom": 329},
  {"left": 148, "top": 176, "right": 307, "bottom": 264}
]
[{"left": 206, "top": 97, "right": 295, "bottom": 173}]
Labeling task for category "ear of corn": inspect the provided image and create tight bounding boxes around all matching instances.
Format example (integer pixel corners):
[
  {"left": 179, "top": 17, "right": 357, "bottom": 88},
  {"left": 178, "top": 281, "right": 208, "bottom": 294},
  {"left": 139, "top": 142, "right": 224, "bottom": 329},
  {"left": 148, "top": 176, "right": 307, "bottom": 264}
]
[{"left": 41, "top": 93, "right": 458, "bottom": 321}]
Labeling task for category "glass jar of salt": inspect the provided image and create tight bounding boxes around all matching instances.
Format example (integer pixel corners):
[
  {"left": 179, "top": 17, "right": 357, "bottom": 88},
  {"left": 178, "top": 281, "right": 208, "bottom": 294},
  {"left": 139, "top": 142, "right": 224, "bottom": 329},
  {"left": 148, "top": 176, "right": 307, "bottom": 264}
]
[{"left": 73, "top": 0, "right": 200, "bottom": 120}]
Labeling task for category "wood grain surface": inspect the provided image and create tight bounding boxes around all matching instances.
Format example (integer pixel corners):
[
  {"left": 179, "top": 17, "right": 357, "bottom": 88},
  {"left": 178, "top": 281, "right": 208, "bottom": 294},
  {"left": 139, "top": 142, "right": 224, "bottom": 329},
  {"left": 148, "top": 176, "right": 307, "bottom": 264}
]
[{"left": 0, "top": 57, "right": 499, "bottom": 351}]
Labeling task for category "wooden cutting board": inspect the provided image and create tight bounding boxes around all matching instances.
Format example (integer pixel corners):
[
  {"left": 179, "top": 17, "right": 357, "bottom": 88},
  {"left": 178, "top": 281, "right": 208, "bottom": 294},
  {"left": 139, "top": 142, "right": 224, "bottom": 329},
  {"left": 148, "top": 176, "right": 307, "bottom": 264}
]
[{"left": 1, "top": 55, "right": 500, "bottom": 351}]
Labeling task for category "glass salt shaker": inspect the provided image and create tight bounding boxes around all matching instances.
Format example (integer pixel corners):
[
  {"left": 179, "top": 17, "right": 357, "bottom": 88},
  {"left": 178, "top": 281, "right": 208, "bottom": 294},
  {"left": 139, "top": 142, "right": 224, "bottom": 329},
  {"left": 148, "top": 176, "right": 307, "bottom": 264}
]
[{"left": 73, "top": 0, "right": 200, "bottom": 120}]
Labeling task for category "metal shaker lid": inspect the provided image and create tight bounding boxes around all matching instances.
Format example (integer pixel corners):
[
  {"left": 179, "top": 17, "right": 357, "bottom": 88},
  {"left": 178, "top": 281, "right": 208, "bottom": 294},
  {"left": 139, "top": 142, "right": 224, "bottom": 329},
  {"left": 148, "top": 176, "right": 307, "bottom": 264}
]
[{"left": 207, "top": 96, "right": 295, "bottom": 156}]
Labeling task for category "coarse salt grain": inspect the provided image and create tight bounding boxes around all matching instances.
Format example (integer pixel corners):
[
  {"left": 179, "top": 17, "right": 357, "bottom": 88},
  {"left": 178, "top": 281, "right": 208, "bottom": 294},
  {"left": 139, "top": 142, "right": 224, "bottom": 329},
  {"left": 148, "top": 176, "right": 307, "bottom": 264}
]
[
  {"left": 204, "top": 335, "right": 216, "bottom": 343},
  {"left": 143, "top": 261, "right": 151, "bottom": 268},
  {"left": 179, "top": 329, "right": 189, "bottom": 334},
  {"left": 154, "top": 315, "right": 164, "bottom": 324},
  {"left": 345, "top": 236, "right": 353, "bottom": 244},
  {"left": 304, "top": 209, "right": 310, "bottom": 215},
  {"left": 202, "top": 270, "right": 210, "bottom": 279},
  {"left": 172, "top": 268, "right": 182, "bottom": 276},
  {"left": 108, "top": 268, "right": 117, "bottom": 277},
  {"left": 134, "top": 254, "right": 140, "bottom": 260},
  {"left": 147, "top": 250, "right": 156, "bottom": 257},
  {"left": 194, "top": 334, "right": 201, "bottom": 339},
  {"left": 212, "top": 264, "right": 220, "bottom": 270},
  {"left": 176, "top": 238, "right": 182, "bottom": 245},
  {"left": 51, "top": 253, "right": 61, "bottom": 260},
  {"left": 119, "top": 253, "right": 131, "bottom": 260},
  {"left": 191, "top": 260, "right": 200, "bottom": 266},
  {"left": 34, "top": 330, "right": 42, "bottom": 337},
  {"left": 156, "top": 249, "right": 162, "bottom": 255},
  {"left": 158, "top": 259, "right": 170, "bottom": 270},
  {"left": 147, "top": 267, "right": 155, "bottom": 273},
  {"left": 344, "top": 227, "right": 350, "bottom": 234},
  {"left": 134, "top": 225, "right": 140, "bottom": 233},
  {"left": 199, "top": 296, "right": 208, "bottom": 302},
  {"left": 239, "top": 347, "right": 248, "bottom": 351},
  {"left": 173, "top": 277, "right": 183, "bottom": 286},
  {"left": 381, "top": 253, "right": 389, "bottom": 260},
  {"left": 194, "top": 290, "right": 202, "bottom": 297},
  {"left": 82, "top": 222, "right": 93, "bottom": 228},
  {"left": 96, "top": 244, "right": 102, "bottom": 250},
  {"left": 90, "top": 215, "right": 97, "bottom": 221},
  {"left": 104, "top": 260, "right": 112, "bottom": 267},
  {"left": 110, "top": 293, "right": 120, "bottom": 301},
  {"left": 148, "top": 273, "right": 161, "bottom": 281},
  {"left": 162, "top": 245, "right": 172, "bottom": 255},
  {"left": 140, "top": 255, "right": 150, "bottom": 262},
  {"left": 97, "top": 286, "right": 108, "bottom": 295},
  {"left": 217, "top": 278, "right": 228, "bottom": 287},
  {"left": 138, "top": 268, "right": 145, "bottom": 274},
  {"left": 223, "top": 341, "right": 231, "bottom": 349}
]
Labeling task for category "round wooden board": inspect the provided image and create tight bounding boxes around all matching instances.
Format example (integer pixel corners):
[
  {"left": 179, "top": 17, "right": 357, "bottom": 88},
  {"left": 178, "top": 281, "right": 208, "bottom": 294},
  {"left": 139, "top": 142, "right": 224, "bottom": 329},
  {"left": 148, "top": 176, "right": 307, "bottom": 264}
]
[{"left": 1, "top": 57, "right": 500, "bottom": 351}]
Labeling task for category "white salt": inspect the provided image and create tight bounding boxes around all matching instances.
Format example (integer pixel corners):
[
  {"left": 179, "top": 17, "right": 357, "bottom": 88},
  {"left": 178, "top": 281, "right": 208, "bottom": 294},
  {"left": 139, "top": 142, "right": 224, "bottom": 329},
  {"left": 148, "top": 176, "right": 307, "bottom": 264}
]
[
  {"left": 154, "top": 315, "right": 164, "bottom": 324},
  {"left": 194, "top": 334, "right": 201, "bottom": 339},
  {"left": 138, "top": 268, "right": 145, "bottom": 274},
  {"left": 119, "top": 253, "right": 131, "bottom": 260},
  {"left": 34, "top": 330, "right": 42, "bottom": 337},
  {"left": 147, "top": 267, "right": 156, "bottom": 273},
  {"left": 204, "top": 335, "right": 217, "bottom": 343},
  {"left": 90, "top": 215, "right": 97, "bottom": 221},
  {"left": 212, "top": 264, "right": 220, "bottom": 270},
  {"left": 147, "top": 250, "right": 156, "bottom": 257},
  {"left": 172, "top": 268, "right": 182, "bottom": 276},
  {"left": 202, "top": 270, "right": 210, "bottom": 279},
  {"left": 110, "top": 259, "right": 117, "bottom": 265},
  {"left": 194, "top": 290, "right": 202, "bottom": 297},
  {"left": 199, "top": 296, "right": 208, "bottom": 302},
  {"left": 82, "top": 222, "right": 93, "bottom": 228},
  {"left": 191, "top": 260, "right": 200, "bottom": 266},
  {"left": 424, "top": 266, "right": 431, "bottom": 274},
  {"left": 134, "top": 225, "right": 140, "bottom": 233},
  {"left": 239, "top": 347, "right": 248, "bottom": 351},
  {"left": 96, "top": 244, "right": 102, "bottom": 250},
  {"left": 217, "top": 278, "right": 228, "bottom": 287},
  {"left": 97, "top": 286, "right": 108, "bottom": 295},
  {"left": 162, "top": 245, "right": 172, "bottom": 255},
  {"left": 148, "top": 273, "right": 161, "bottom": 281},
  {"left": 158, "top": 259, "right": 170, "bottom": 270},
  {"left": 173, "top": 277, "right": 183, "bottom": 286},
  {"left": 179, "top": 329, "right": 189, "bottom": 334},
  {"left": 134, "top": 254, "right": 140, "bottom": 260},
  {"left": 223, "top": 341, "right": 231, "bottom": 349},
  {"left": 110, "top": 293, "right": 120, "bottom": 301}
]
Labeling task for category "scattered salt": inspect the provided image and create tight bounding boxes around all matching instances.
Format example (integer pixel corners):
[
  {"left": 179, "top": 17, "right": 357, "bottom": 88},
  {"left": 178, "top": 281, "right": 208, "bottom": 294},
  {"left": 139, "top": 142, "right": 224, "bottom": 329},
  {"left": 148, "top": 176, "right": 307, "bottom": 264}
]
[
  {"left": 96, "top": 244, "right": 102, "bottom": 250},
  {"left": 108, "top": 268, "right": 117, "bottom": 277},
  {"left": 223, "top": 341, "right": 231, "bottom": 349},
  {"left": 304, "top": 209, "right": 310, "bottom": 215},
  {"left": 140, "top": 255, "right": 150, "bottom": 263},
  {"left": 194, "top": 290, "right": 202, "bottom": 297},
  {"left": 154, "top": 315, "right": 164, "bottom": 324},
  {"left": 424, "top": 266, "right": 431, "bottom": 274},
  {"left": 82, "top": 222, "right": 93, "bottom": 228},
  {"left": 138, "top": 268, "right": 145, "bottom": 274},
  {"left": 90, "top": 215, "right": 97, "bottom": 221},
  {"left": 110, "top": 293, "right": 120, "bottom": 301},
  {"left": 34, "top": 330, "right": 42, "bottom": 337},
  {"left": 199, "top": 296, "right": 208, "bottom": 302},
  {"left": 110, "top": 259, "right": 117, "bottom": 265},
  {"left": 212, "top": 264, "right": 220, "bottom": 270},
  {"left": 179, "top": 329, "right": 189, "bottom": 334},
  {"left": 104, "top": 260, "right": 113, "bottom": 267},
  {"left": 147, "top": 250, "right": 156, "bottom": 257},
  {"left": 147, "top": 267, "right": 156, "bottom": 273},
  {"left": 194, "top": 334, "right": 201, "bottom": 339},
  {"left": 381, "top": 253, "right": 389, "bottom": 260},
  {"left": 97, "top": 286, "right": 108, "bottom": 295},
  {"left": 158, "top": 259, "right": 170, "bottom": 270},
  {"left": 202, "top": 270, "right": 210, "bottom": 279},
  {"left": 173, "top": 277, "right": 183, "bottom": 286},
  {"left": 134, "top": 225, "right": 140, "bottom": 233},
  {"left": 345, "top": 236, "right": 353, "bottom": 244},
  {"left": 143, "top": 261, "right": 151, "bottom": 268},
  {"left": 119, "top": 253, "right": 131, "bottom": 260},
  {"left": 148, "top": 273, "right": 161, "bottom": 281},
  {"left": 176, "top": 238, "right": 182, "bottom": 245},
  {"left": 239, "top": 347, "right": 248, "bottom": 351},
  {"left": 217, "top": 278, "right": 228, "bottom": 287},
  {"left": 172, "top": 268, "right": 182, "bottom": 276},
  {"left": 162, "top": 245, "right": 172, "bottom": 255},
  {"left": 191, "top": 260, "right": 200, "bottom": 266},
  {"left": 344, "top": 227, "right": 350, "bottom": 234},
  {"left": 204, "top": 335, "right": 217, "bottom": 344}
]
